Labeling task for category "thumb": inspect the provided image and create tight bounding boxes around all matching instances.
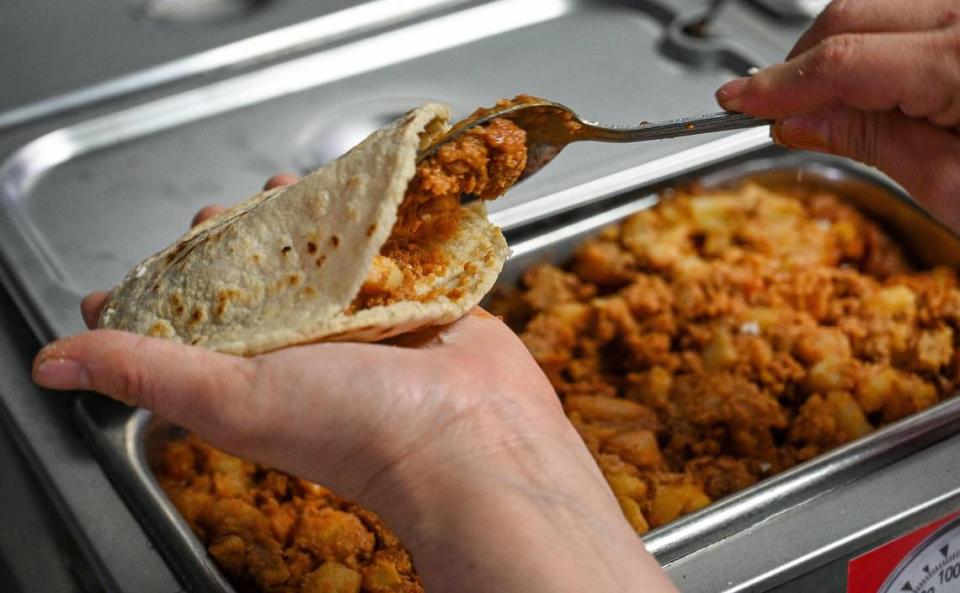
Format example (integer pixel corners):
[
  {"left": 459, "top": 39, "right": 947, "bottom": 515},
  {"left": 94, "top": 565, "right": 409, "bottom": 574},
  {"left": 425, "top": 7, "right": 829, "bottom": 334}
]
[
  {"left": 773, "top": 108, "right": 960, "bottom": 230},
  {"left": 33, "top": 330, "right": 260, "bottom": 443}
]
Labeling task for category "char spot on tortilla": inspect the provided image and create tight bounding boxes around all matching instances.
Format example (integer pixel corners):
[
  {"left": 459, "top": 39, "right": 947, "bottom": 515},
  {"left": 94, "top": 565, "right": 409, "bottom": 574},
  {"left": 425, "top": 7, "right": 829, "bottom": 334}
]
[
  {"left": 366, "top": 224, "right": 377, "bottom": 237},
  {"left": 281, "top": 245, "right": 292, "bottom": 255},
  {"left": 286, "top": 273, "right": 302, "bottom": 287},
  {"left": 148, "top": 320, "right": 174, "bottom": 338},
  {"left": 303, "top": 286, "right": 317, "bottom": 297},
  {"left": 316, "top": 255, "right": 327, "bottom": 268},
  {"left": 330, "top": 235, "right": 340, "bottom": 248},
  {"left": 174, "top": 305, "right": 185, "bottom": 316},
  {"left": 307, "top": 242, "right": 318, "bottom": 254},
  {"left": 215, "top": 288, "right": 241, "bottom": 319},
  {"left": 252, "top": 254, "right": 262, "bottom": 264}
]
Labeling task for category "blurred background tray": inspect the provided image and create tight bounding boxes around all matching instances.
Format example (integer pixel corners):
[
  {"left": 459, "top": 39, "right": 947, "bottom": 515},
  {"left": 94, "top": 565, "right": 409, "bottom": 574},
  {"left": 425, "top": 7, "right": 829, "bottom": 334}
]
[{"left": 0, "top": 0, "right": 772, "bottom": 343}]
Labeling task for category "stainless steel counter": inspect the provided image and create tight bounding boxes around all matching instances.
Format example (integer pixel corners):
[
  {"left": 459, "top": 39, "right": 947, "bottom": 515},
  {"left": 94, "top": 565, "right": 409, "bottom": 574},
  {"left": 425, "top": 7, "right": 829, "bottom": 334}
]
[
  {"left": 0, "top": 389, "right": 97, "bottom": 593},
  {"left": 0, "top": 284, "right": 184, "bottom": 592}
]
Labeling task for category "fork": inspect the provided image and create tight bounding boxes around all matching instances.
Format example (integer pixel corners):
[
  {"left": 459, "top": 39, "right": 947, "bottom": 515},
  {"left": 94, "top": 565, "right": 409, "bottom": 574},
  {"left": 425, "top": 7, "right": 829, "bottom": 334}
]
[{"left": 418, "top": 96, "right": 771, "bottom": 181}]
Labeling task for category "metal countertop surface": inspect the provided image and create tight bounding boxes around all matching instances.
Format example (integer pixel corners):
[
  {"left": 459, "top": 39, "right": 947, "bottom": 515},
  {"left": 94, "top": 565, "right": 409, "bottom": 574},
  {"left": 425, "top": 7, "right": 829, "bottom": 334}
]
[{"left": 0, "top": 282, "right": 185, "bottom": 593}]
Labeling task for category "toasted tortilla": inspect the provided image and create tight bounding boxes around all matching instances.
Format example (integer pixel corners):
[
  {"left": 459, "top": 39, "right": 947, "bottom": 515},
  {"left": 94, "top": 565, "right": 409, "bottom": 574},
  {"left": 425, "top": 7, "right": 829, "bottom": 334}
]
[{"left": 98, "top": 103, "right": 510, "bottom": 355}]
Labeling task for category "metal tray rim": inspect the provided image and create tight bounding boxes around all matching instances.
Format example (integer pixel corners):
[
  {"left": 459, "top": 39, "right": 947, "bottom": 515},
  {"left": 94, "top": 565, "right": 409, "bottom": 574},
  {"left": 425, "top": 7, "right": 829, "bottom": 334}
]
[
  {"left": 124, "top": 410, "right": 239, "bottom": 593},
  {"left": 0, "top": 0, "right": 477, "bottom": 131}
]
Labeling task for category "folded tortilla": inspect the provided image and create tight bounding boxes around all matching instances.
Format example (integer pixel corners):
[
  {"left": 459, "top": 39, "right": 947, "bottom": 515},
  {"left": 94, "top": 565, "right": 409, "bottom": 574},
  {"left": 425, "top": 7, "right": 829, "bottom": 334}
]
[{"left": 98, "top": 103, "right": 514, "bottom": 355}]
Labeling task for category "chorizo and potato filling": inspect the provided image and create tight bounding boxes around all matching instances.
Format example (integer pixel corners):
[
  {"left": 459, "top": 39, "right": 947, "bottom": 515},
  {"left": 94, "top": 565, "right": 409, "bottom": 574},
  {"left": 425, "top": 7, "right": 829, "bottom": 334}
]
[
  {"left": 355, "top": 116, "right": 527, "bottom": 309},
  {"left": 156, "top": 435, "right": 424, "bottom": 593},
  {"left": 492, "top": 181, "right": 960, "bottom": 533}
]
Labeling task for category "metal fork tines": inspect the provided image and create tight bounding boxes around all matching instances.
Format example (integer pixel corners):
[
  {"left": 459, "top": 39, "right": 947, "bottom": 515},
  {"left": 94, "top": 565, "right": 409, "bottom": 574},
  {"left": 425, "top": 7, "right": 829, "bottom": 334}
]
[{"left": 419, "top": 96, "right": 772, "bottom": 181}]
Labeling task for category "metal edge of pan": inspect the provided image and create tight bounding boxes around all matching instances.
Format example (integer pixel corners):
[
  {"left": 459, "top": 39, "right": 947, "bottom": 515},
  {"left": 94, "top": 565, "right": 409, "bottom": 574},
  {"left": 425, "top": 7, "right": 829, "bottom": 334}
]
[{"left": 73, "top": 394, "right": 239, "bottom": 593}]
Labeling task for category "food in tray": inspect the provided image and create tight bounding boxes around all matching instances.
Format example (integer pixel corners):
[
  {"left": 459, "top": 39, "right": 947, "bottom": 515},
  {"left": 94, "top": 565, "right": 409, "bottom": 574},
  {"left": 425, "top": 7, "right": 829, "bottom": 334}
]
[
  {"left": 491, "top": 180, "right": 960, "bottom": 533},
  {"left": 156, "top": 435, "right": 424, "bottom": 593},
  {"left": 98, "top": 102, "right": 526, "bottom": 354},
  {"left": 154, "top": 175, "right": 960, "bottom": 592}
]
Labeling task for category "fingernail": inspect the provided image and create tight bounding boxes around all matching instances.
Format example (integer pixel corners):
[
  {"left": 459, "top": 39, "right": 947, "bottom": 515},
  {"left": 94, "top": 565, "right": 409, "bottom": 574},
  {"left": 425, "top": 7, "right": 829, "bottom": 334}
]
[
  {"left": 773, "top": 115, "right": 830, "bottom": 152},
  {"left": 715, "top": 77, "right": 750, "bottom": 111},
  {"left": 33, "top": 357, "right": 90, "bottom": 391}
]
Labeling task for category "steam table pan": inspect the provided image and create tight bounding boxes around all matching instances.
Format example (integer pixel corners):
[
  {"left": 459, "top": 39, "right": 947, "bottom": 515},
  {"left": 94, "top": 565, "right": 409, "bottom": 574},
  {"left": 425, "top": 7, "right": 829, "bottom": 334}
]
[
  {"left": 75, "top": 147, "right": 960, "bottom": 592},
  {"left": 0, "top": 0, "right": 771, "bottom": 343}
]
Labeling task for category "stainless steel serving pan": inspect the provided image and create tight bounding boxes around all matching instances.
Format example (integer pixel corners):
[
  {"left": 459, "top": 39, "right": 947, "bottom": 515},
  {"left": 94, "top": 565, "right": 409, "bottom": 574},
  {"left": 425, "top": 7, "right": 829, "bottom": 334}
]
[
  {"left": 74, "top": 147, "right": 960, "bottom": 593},
  {"left": 0, "top": 0, "right": 770, "bottom": 344},
  {"left": 497, "top": 148, "right": 960, "bottom": 563}
]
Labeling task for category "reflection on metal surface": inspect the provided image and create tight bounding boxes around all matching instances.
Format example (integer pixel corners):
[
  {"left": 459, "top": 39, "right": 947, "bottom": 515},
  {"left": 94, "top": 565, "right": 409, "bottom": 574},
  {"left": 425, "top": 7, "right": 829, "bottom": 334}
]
[
  {"left": 1, "top": 0, "right": 570, "bottom": 176},
  {"left": 491, "top": 127, "right": 771, "bottom": 231},
  {"left": 0, "top": 130, "right": 76, "bottom": 204},
  {"left": 127, "top": 0, "right": 273, "bottom": 23},
  {"left": 0, "top": 0, "right": 474, "bottom": 130},
  {"left": 753, "top": 0, "right": 829, "bottom": 17}
]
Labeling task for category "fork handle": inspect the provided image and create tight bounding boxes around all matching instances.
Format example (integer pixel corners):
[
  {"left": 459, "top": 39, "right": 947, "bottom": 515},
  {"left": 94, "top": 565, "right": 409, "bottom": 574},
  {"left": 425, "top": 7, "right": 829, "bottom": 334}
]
[{"left": 587, "top": 111, "right": 771, "bottom": 142}]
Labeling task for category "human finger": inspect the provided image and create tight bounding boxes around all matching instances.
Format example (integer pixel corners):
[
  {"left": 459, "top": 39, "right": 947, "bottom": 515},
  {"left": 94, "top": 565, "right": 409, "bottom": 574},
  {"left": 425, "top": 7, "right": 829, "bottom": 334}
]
[
  {"left": 80, "top": 291, "right": 110, "bottom": 329},
  {"left": 432, "top": 309, "right": 564, "bottom": 407},
  {"left": 773, "top": 107, "right": 960, "bottom": 229},
  {"left": 263, "top": 173, "right": 300, "bottom": 190},
  {"left": 32, "top": 330, "right": 261, "bottom": 444},
  {"left": 718, "top": 29, "right": 960, "bottom": 125},
  {"left": 388, "top": 307, "right": 504, "bottom": 349},
  {"left": 788, "top": 0, "right": 959, "bottom": 59},
  {"left": 190, "top": 204, "right": 227, "bottom": 228}
]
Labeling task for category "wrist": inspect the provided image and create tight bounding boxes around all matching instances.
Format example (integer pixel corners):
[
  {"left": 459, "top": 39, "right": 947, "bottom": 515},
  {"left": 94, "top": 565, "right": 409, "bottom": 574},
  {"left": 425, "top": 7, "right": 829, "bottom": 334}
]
[{"left": 361, "top": 420, "right": 677, "bottom": 593}]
